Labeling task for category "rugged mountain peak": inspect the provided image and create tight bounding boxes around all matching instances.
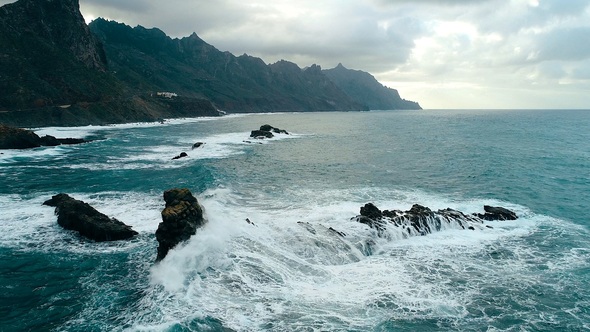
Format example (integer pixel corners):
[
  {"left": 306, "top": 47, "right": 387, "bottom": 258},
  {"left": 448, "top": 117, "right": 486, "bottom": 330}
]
[
  {"left": 0, "top": 0, "right": 106, "bottom": 70},
  {"left": 188, "top": 32, "right": 203, "bottom": 41},
  {"left": 304, "top": 64, "right": 322, "bottom": 74},
  {"left": 324, "top": 64, "right": 421, "bottom": 110}
]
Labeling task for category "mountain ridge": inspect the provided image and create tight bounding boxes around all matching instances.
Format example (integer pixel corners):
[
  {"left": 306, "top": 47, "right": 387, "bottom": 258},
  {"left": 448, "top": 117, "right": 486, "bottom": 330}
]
[{"left": 0, "top": 0, "right": 420, "bottom": 127}]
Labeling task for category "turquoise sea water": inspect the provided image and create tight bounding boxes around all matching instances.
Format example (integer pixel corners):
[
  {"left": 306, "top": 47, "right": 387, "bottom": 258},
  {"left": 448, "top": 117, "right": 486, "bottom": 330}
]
[{"left": 1, "top": 109, "right": 589, "bottom": 331}]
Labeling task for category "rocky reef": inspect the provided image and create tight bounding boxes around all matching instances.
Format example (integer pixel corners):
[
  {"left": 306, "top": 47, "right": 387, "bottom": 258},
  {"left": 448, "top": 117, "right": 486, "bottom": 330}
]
[
  {"left": 0, "top": 124, "right": 88, "bottom": 149},
  {"left": 155, "top": 188, "right": 207, "bottom": 261},
  {"left": 43, "top": 193, "right": 138, "bottom": 241},
  {"left": 249, "top": 124, "right": 289, "bottom": 139},
  {"left": 353, "top": 203, "right": 517, "bottom": 239}
]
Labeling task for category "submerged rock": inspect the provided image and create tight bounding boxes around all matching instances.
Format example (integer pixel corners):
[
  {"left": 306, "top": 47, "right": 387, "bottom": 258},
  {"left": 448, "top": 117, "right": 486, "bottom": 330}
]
[
  {"left": 355, "top": 203, "right": 517, "bottom": 238},
  {"left": 155, "top": 188, "right": 206, "bottom": 261},
  {"left": 192, "top": 142, "right": 205, "bottom": 149},
  {"left": 43, "top": 193, "right": 138, "bottom": 241}
]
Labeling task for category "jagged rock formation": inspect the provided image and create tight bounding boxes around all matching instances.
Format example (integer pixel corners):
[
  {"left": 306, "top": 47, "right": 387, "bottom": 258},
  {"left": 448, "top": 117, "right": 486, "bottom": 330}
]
[
  {"left": 249, "top": 124, "right": 289, "bottom": 139},
  {"left": 323, "top": 63, "right": 421, "bottom": 110},
  {"left": 0, "top": 124, "right": 88, "bottom": 149},
  {"left": 43, "top": 193, "right": 138, "bottom": 241},
  {"left": 475, "top": 205, "right": 518, "bottom": 221},
  {"left": 155, "top": 188, "right": 206, "bottom": 261},
  {"left": 354, "top": 203, "right": 517, "bottom": 238}
]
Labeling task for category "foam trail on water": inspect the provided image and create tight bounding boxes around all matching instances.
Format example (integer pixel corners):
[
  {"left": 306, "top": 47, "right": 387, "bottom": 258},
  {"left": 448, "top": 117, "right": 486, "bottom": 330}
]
[
  {"left": 31, "top": 114, "right": 248, "bottom": 138},
  {"left": 124, "top": 186, "right": 578, "bottom": 331},
  {"left": 0, "top": 191, "right": 163, "bottom": 254}
]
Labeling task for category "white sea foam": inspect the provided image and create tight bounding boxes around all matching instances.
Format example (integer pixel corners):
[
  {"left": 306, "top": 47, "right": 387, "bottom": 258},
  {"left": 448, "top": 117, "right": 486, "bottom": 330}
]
[
  {"left": 0, "top": 191, "right": 162, "bottom": 254},
  {"left": 123, "top": 186, "right": 585, "bottom": 331},
  {"left": 31, "top": 114, "right": 248, "bottom": 138},
  {"left": 2, "top": 185, "right": 586, "bottom": 331},
  {"left": 0, "top": 145, "right": 70, "bottom": 164}
]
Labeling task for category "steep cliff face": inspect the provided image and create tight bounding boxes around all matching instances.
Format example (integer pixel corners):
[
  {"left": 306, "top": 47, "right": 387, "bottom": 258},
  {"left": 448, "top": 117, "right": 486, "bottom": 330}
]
[
  {"left": 0, "top": 0, "right": 122, "bottom": 110},
  {"left": 0, "top": 0, "right": 420, "bottom": 127},
  {"left": 0, "top": 0, "right": 106, "bottom": 70},
  {"left": 89, "top": 19, "right": 366, "bottom": 113},
  {"left": 0, "top": 0, "right": 219, "bottom": 126},
  {"left": 323, "top": 63, "right": 421, "bottom": 110}
]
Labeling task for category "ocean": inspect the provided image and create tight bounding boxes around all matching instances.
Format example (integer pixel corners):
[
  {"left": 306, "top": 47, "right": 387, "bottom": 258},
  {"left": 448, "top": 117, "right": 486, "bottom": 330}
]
[{"left": 1, "top": 109, "right": 589, "bottom": 331}]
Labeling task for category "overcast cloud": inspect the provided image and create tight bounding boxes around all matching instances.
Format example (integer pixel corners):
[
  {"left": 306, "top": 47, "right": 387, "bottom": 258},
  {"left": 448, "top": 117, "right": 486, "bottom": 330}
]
[{"left": 2, "top": 0, "right": 589, "bottom": 109}]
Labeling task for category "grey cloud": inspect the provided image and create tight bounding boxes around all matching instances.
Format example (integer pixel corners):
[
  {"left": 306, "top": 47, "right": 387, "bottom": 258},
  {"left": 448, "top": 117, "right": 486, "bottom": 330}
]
[
  {"left": 83, "top": 0, "right": 151, "bottom": 13},
  {"left": 537, "top": 27, "right": 590, "bottom": 61},
  {"left": 539, "top": 0, "right": 590, "bottom": 16},
  {"left": 2, "top": 0, "right": 589, "bottom": 108},
  {"left": 537, "top": 62, "right": 567, "bottom": 79},
  {"left": 571, "top": 62, "right": 590, "bottom": 79},
  {"left": 370, "top": 0, "right": 493, "bottom": 6}
]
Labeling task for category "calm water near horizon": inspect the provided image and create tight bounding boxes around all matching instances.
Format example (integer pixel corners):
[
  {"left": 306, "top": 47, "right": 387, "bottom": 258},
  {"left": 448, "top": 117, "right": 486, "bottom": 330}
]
[{"left": 1, "top": 109, "right": 589, "bottom": 331}]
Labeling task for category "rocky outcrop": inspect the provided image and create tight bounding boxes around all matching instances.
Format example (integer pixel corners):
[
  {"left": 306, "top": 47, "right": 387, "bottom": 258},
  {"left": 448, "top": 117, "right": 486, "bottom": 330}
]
[
  {"left": 0, "top": 124, "right": 88, "bottom": 149},
  {"left": 249, "top": 124, "right": 289, "bottom": 139},
  {"left": 155, "top": 188, "right": 206, "bottom": 261},
  {"left": 354, "top": 203, "right": 517, "bottom": 238},
  {"left": 0, "top": 124, "right": 42, "bottom": 149},
  {"left": 475, "top": 205, "right": 518, "bottom": 221},
  {"left": 250, "top": 130, "right": 274, "bottom": 139},
  {"left": 172, "top": 152, "right": 188, "bottom": 160},
  {"left": 260, "top": 124, "right": 289, "bottom": 135},
  {"left": 43, "top": 193, "right": 138, "bottom": 241}
]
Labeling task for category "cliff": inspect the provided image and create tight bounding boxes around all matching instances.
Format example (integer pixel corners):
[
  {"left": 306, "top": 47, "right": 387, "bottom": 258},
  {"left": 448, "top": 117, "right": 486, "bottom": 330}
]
[
  {"left": 0, "top": 0, "right": 219, "bottom": 126},
  {"left": 0, "top": 0, "right": 420, "bottom": 127},
  {"left": 323, "top": 63, "right": 421, "bottom": 110},
  {"left": 0, "top": 0, "right": 121, "bottom": 110},
  {"left": 88, "top": 19, "right": 365, "bottom": 113}
]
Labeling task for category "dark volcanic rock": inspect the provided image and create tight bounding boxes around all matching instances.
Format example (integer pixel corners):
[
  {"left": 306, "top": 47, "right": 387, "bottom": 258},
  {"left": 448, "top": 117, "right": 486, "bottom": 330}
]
[
  {"left": 249, "top": 124, "right": 289, "bottom": 139},
  {"left": 172, "top": 152, "right": 188, "bottom": 160},
  {"left": 39, "top": 135, "right": 87, "bottom": 146},
  {"left": 192, "top": 142, "right": 204, "bottom": 149},
  {"left": 354, "top": 203, "right": 517, "bottom": 238},
  {"left": 360, "top": 203, "right": 383, "bottom": 220},
  {"left": 250, "top": 130, "right": 274, "bottom": 139},
  {"left": 475, "top": 205, "right": 518, "bottom": 221},
  {"left": 0, "top": 124, "right": 42, "bottom": 149},
  {"left": 155, "top": 188, "right": 206, "bottom": 261},
  {"left": 0, "top": 124, "right": 88, "bottom": 149},
  {"left": 260, "top": 124, "right": 289, "bottom": 134},
  {"left": 43, "top": 193, "right": 138, "bottom": 241}
]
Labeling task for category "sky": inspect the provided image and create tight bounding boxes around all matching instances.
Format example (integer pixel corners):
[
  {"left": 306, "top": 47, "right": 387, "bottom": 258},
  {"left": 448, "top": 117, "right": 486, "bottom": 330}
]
[{"left": 3, "top": 0, "right": 590, "bottom": 109}]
